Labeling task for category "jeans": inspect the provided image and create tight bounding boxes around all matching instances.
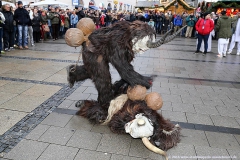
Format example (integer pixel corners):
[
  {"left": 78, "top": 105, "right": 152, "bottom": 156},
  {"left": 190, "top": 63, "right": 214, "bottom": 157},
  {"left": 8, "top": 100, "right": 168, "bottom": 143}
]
[
  {"left": 196, "top": 34, "right": 209, "bottom": 53},
  {"left": 28, "top": 26, "right": 34, "bottom": 45},
  {"left": 71, "top": 24, "right": 77, "bottom": 28},
  {"left": 155, "top": 22, "right": 162, "bottom": 33},
  {"left": 18, "top": 25, "right": 28, "bottom": 47},
  {"left": 0, "top": 28, "right": 3, "bottom": 51}
]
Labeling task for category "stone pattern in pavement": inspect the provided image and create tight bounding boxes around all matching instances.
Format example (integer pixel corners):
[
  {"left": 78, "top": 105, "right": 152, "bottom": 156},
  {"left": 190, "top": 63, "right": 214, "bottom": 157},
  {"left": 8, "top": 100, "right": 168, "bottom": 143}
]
[{"left": 1, "top": 38, "right": 240, "bottom": 160}]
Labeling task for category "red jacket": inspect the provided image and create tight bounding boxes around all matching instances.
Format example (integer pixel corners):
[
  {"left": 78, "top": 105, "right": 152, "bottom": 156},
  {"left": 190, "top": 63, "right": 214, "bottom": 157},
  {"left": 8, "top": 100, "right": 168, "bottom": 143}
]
[{"left": 195, "top": 18, "right": 214, "bottom": 35}]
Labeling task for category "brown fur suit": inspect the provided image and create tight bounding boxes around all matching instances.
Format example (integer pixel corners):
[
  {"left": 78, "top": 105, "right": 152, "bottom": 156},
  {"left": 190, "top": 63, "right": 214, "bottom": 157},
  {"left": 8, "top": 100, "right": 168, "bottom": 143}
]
[{"left": 67, "top": 21, "right": 156, "bottom": 123}]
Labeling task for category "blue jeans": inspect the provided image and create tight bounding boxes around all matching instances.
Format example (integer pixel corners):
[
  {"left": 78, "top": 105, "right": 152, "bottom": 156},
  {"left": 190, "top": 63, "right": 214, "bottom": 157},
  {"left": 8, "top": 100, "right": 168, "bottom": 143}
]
[
  {"left": 155, "top": 22, "right": 162, "bottom": 33},
  {"left": 197, "top": 34, "right": 209, "bottom": 53},
  {"left": 18, "top": 25, "right": 28, "bottom": 47},
  {"left": 0, "top": 28, "right": 3, "bottom": 51}
]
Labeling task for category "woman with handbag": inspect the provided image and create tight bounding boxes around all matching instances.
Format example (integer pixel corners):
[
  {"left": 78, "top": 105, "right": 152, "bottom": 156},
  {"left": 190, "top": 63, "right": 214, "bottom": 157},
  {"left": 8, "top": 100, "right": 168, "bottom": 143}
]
[{"left": 41, "top": 10, "right": 49, "bottom": 41}]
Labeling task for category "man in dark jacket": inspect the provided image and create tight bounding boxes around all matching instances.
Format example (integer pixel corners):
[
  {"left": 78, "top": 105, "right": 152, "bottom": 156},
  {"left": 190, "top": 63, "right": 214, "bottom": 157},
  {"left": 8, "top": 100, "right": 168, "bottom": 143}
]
[
  {"left": 14, "top": 1, "right": 30, "bottom": 49},
  {"left": 76, "top": 6, "right": 85, "bottom": 21},
  {"left": 2, "top": 4, "right": 14, "bottom": 51}
]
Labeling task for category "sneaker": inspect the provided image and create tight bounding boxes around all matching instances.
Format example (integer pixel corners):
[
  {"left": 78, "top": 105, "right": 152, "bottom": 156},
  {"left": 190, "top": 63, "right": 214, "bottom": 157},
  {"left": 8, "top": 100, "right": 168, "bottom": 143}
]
[
  {"left": 227, "top": 51, "right": 232, "bottom": 54},
  {"left": 19, "top": 46, "right": 23, "bottom": 49},
  {"left": 217, "top": 54, "right": 223, "bottom": 58},
  {"left": 237, "top": 52, "right": 240, "bottom": 55},
  {"left": 223, "top": 54, "right": 226, "bottom": 57},
  {"left": 1, "top": 51, "right": 5, "bottom": 54},
  {"left": 14, "top": 44, "right": 18, "bottom": 48},
  {"left": 194, "top": 51, "right": 199, "bottom": 54},
  {"left": 9, "top": 47, "right": 14, "bottom": 51},
  {"left": 31, "top": 44, "right": 35, "bottom": 46},
  {"left": 4, "top": 48, "right": 10, "bottom": 52},
  {"left": 24, "top": 46, "right": 29, "bottom": 49}
]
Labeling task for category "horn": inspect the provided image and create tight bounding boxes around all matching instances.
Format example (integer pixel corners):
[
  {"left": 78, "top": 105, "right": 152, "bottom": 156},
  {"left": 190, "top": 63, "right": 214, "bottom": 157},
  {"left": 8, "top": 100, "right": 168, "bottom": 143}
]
[
  {"left": 163, "top": 25, "right": 187, "bottom": 43},
  {"left": 142, "top": 137, "right": 168, "bottom": 160},
  {"left": 147, "top": 29, "right": 172, "bottom": 48}
]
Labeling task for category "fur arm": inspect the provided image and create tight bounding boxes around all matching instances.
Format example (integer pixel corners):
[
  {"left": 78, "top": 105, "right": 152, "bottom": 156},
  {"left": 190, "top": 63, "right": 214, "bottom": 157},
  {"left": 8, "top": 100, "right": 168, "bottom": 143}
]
[{"left": 110, "top": 52, "right": 151, "bottom": 89}]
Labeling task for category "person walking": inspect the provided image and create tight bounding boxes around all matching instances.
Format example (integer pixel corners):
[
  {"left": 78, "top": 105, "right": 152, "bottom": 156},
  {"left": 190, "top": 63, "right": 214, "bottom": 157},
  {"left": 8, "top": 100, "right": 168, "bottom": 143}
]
[
  {"left": 195, "top": 12, "right": 214, "bottom": 56},
  {"left": 174, "top": 14, "right": 182, "bottom": 33},
  {"left": 215, "top": 11, "right": 232, "bottom": 57},
  {"left": 185, "top": 13, "right": 196, "bottom": 38},
  {"left": 32, "top": 8, "right": 41, "bottom": 43},
  {"left": 227, "top": 12, "right": 240, "bottom": 55}
]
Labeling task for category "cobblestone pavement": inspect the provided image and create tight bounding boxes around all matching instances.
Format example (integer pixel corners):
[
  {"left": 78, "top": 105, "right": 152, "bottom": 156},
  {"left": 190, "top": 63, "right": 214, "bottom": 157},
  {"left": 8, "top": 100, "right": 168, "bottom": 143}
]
[{"left": 0, "top": 37, "right": 240, "bottom": 160}]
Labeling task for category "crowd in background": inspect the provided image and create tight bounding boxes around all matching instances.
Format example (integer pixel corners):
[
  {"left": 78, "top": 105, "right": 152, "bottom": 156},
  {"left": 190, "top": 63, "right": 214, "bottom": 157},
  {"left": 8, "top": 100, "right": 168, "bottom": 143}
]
[{"left": 0, "top": 0, "right": 239, "bottom": 58}]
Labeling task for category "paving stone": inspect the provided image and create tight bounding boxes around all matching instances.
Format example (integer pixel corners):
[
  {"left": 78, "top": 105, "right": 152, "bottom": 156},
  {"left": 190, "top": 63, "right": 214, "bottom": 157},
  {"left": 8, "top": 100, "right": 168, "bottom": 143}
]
[
  {"left": 41, "top": 112, "right": 73, "bottom": 127},
  {"left": 37, "top": 144, "right": 79, "bottom": 160},
  {"left": 73, "top": 86, "right": 87, "bottom": 93},
  {"left": 25, "top": 124, "right": 50, "bottom": 140},
  {"left": 210, "top": 115, "right": 240, "bottom": 128},
  {"left": 87, "top": 94, "right": 98, "bottom": 100},
  {"left": 44, "top": 74, "right": 68, "bottom": 84},
  {"left": 4, "top": 139, "right": 49, "bottom": 160},
  {"left": 0, "top": 109, "right": 27, "bottom": 135},
  {"left": 97, "top": 134, "right": 131, "bottom": 155},
  {"left": 0, "top": 82, "right": 34, "bottom": 94},
  {"left": 161, "top": 94, "right": 182, "bottom": 103},
  {"left": 161, "top": 143, "right": 197, "bottom": 160},
  {"left": 129, "top": 138, "right": 152, "bottom": 158},
  {"left": 152, "top": 87, "right": 170, "bottom": 94},
  {"left": 169, "top": 88, "right": 190, "bottom": 96},
  {"left": 83, "top": 87, "right": 98, "bottom": 94},
  {"left": 0, "top": 94, "right": 48, "bottom": 113},
  {"left": 110, "top": 154, "right": 145, "bottom": 160},
  {"left": 234, "top": 134, "right": 240, "bottom": 145},
  {"left": 216, "top": 106, "right": 240, "bottom": 118},
  {"left": 194, "top": 104, "right": 220, "bottom": 115},
  {"left": 181, "top": 95, "right": 203, "bottom": 105},
  {"left": 22, "top": 84, "right": 61, "bottom": 98},
  {"left": 0, "top": 92, "right": 18, "bottom": 106},
  {"left": 65, "top": 116, "right": 94, "bottom": 131},
  {"left": 172, "top": 103, "right": 196, "bottom": 113},
  {"left": 91, "top": 124, "right": 113, "bottom": 134},
  {"left": 67, "top": 130, "right": 102, "bottom": 150},
  {"left": 195, "top": 145, "right": 231, "bottom": 160},
  {"left": 66, "top": 92, "right": 90, "bottom": 101},
  {"left": 180, "top": 129, "right": 209, "bottom": 147},
  {"left": 74, "top": 149, "right": 111, "bottom": 160},
  {"left": 161, "top": 101, "right": 173, "bottom": 111},
  {"left": 186, "top": 113, "right": 213, "bottom": 125},
  {"left": 57, "top": 99, "right": 75, "bottom": 109},
  {"left": 205, "top": 131, "right": 240, "bottom": 150},
  {"left": 162, "top": 111, "right": 187, "bottom": 122},
  {"left": 38, "top": 126, "right": 74, "bottom": 145},
  {"left": 227, "top": 149, "right": 240, "bottom": 160},
  {"left": 160, "top": 82, "right": 178, "bottom": 88},
  {"left": 0, "top": 80, "right": 11, "bottom": 87}
]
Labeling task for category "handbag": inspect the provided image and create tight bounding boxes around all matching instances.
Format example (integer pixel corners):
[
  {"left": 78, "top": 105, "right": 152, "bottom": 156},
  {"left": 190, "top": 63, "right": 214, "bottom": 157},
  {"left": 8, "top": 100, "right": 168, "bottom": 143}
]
[{"left": 42, "top": 24, "right": 50, "bottom": 32}]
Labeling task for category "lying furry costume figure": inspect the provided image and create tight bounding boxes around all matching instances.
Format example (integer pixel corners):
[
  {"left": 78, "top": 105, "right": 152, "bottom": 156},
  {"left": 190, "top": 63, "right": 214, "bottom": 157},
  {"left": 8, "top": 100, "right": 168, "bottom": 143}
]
[{"left": 67, "top": 20, "right": 186, "bottom": 122}]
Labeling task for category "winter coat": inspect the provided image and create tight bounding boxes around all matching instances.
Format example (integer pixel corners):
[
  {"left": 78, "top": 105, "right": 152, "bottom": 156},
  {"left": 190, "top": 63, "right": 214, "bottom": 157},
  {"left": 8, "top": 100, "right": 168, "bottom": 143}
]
[
  {"left": 0, "top": 12, "right": 5, "bottom": 28},
  {"left": 186, "top": 15, "right": 196, "bottom": 27},
  {"left": 70, "top": 14, "right": 78, "bottom": 25},
  {"left": 215, "top": 15, "right": 232, "bottom": 39},
  {"left": 32, "top": 14, "right": 41, "bottom": 32},
  {"left": 14, "top": 7, "right": 30, "bottom": 25},
  {"left": 174, "top": 16, "right": 182, "bottom": 26},
  {"left": 48, "top": 11, "right": 60, "bottom": 25},
  {"left": 76, "top": 10, "right": 85, "bottom": 20},
  {"left": 155, "top": 14, "right": 164, "bottom": 23},
  {"left": 2, "top": 11, "right": 13, "bottom": 31},
  {"left": 41, "top": 14, "right": 48, "bottom": 25},
  {"left": 195, "top": 18, "right": 214, "bottom": 35},
  {"left": 64, "top": 16, "right": 69, "bottom": 28}
]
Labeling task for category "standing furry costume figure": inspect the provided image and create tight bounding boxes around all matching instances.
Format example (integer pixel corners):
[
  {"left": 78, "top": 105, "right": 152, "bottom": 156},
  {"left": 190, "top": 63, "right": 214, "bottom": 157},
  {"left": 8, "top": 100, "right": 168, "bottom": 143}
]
[{"left": 67, "top": 20, "right": 185, "bottom": 122}]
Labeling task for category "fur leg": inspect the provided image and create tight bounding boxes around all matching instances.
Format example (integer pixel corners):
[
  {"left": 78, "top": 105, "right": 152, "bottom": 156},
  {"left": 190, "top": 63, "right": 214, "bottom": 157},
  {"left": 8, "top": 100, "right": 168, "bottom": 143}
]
[
  {"left": 112, "top": 79, "right": 129, "bottom": 96},
  {"left": 76, "top": 100, "right": 108, "bottom": 124}
]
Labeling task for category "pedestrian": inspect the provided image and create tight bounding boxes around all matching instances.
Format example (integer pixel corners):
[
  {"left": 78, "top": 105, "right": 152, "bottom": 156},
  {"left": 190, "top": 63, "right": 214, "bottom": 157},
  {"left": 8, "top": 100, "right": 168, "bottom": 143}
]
[
  {"left": 2, "top": 4, "right": 15, "bottom": 52},
  {"left": 40, "top": 10, "right": 48, "bottom": 41},
  {"left": 195, "top": 12, "right": 214, "bottom": 56},
  {"left": 185, "top": 13, "right": 196, "bottom": 38},
  {"left": 63, "top": 11, "right": 69, "bottom": 35},
  {"left": 215, "top": 11, "right": 232, "bottom": 57},
  {"left": 28, "top": 8, "right": 34, "bottom": 46},
  {"left": 0, "top": 8, "right": 5, "bottom": 54},
  {"left": 148, "top": 19, "right": 155, "bottom": 30},
  {"left": 32, "top": 8, "right": 41, "bottom": 43},
  {"left": 48, "top": 7, "right": 60, "bottom": 40},
  {"left": 70, "top": 10, "right": 78, "bottom": 28},
  {"left": 14, "top": 1, "right": 30, "bottom": 49},
  {"left": 174, "top": 14, "right": 182, "bottom": 33},
  {"left": 227, "top": 12, "right": 240, "bottom": 55}
]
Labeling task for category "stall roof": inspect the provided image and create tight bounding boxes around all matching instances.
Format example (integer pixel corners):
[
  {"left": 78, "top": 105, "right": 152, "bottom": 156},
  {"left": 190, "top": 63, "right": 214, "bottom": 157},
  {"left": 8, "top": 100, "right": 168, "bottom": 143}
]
[{"left": 135, "top": 1, "right": 162, "bottom": 7}]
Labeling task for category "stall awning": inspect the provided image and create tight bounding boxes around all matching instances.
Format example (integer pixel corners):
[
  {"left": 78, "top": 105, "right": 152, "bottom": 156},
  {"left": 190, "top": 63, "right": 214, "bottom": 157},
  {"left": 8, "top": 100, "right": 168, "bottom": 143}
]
[{"left": 135, "top": 1, "right": 161, "bottom": 8}]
